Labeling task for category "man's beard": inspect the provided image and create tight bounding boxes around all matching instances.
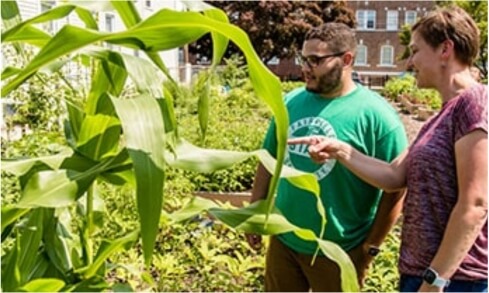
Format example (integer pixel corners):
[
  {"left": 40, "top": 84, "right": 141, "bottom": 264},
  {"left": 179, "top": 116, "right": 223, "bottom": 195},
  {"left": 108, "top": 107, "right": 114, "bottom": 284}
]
[{"left": 306, "top": 63, "right": 343, "bottom": 95}]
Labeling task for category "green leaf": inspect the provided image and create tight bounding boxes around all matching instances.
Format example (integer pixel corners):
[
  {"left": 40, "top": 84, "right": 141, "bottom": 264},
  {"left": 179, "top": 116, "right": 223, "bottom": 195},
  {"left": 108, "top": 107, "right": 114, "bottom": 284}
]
[
  {"left": 1, "top": 0, "right": 22, "bottom": 31},
  {"left": 112, "top": 283, "right": 134, "bottom": 292},
  {"left": 110, "top": 0, "right": 141, "bottom": 28},
  {"left": 2, "top": 4, "right": 97, "bottom": 41},
  {"left": 2, "top": 151, "right": 72, "bottom": 176},
  {"left": 43, "top": 214, "right": 74, "bottom": 275},
  {"left": 17, "top": 170, "right": 83, "bottom": 208},
  {"left": 85, "top": 52, "right": 127, "bottom": 106},
  {"left": 316, "top": 239, "right": 359, "bottom": 292},
  {"left": 203, "top": 8, "right": 229, "bottom": 67},
  {"left": 111, "top": 96, "right": 165, "bottom": 266},
  {"left": 170, "top": 197, "right": 358, "bottom": 292},
  {"left": 196, "top": 71, "right": 211, "bottom": 142},
  {"left": 83, "top": 230, "right": 139, "bottom": 278},
  {"left": 2, "top": 66, "right": 22, "bottom": 79},
  {"left": 2, "top": 209, "right": 45, "bottom": 291},
  {"left": 1, "top": 206, "right": 29, "bottom": 233},
  {"left": 76, "top": 114, "right": 122, "bottom": 161},
  {"left": 18, "top": 278, "right": 65, "bottom": 292},
  {"left": 65, "top": 102, "right": 85, "bottom": 145}
]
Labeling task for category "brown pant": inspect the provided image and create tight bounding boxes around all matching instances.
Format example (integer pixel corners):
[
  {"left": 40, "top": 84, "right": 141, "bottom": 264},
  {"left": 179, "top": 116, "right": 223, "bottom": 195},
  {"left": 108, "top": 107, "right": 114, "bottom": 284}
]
[{"left": 265, "top": 236, "right": 342, "bottom": 292}]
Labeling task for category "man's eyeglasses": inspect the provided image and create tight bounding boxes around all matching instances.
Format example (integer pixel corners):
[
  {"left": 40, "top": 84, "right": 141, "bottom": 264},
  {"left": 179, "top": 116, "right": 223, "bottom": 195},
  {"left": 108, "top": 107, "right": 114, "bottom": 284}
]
[{"left": 298, "top": 51, "right": 346, "bottom": 68}]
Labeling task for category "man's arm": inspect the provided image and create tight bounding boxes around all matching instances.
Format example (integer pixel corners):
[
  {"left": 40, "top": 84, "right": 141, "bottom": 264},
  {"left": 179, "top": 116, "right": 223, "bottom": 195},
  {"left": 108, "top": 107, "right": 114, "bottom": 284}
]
[
  {"left": 250, "top": 163, "right": 272, "bottom": 203},
  {"left": 245, "top": 163, "right": 272, "bottom": 250},
  {"left": 348, "top": 189, "right": 406, "bottom": 287}
]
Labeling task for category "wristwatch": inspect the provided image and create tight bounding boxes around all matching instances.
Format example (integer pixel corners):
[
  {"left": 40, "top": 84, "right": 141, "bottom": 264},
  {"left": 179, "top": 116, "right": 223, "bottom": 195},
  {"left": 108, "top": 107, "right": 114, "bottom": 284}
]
[
  {"left": 422, "top": 267, "right": 450, "bottom": 288},
  {"left": 366, "top": 245, "right": 381, "bottom": 257}
]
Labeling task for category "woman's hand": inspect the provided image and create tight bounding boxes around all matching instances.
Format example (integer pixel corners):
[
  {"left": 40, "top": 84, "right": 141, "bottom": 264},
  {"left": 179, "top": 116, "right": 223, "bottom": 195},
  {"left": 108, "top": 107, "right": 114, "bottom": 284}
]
[{"left": 288, "top": 136, "right": 348, "bottom": 163}]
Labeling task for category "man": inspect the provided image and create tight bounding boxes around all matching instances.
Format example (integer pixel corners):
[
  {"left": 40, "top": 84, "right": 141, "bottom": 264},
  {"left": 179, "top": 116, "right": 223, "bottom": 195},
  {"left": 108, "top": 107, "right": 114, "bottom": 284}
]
[{"left": 246, "top": 22, "right": 408, "bottom": 292}]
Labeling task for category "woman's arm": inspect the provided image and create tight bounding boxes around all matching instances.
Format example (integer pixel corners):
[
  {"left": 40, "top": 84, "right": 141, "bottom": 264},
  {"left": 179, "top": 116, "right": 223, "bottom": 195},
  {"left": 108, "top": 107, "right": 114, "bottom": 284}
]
[
  {"left": 288, "top": 136, "right": 408, "bottom": 192},
  {"left": 420, "top": 130, "right": 488, "bottom": 291}
]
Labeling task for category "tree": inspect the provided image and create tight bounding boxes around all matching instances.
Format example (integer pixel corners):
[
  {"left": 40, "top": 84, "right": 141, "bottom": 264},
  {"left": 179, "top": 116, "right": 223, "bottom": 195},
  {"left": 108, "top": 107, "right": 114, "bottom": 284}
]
[
  {"left": 399, "top": 1, "right": 488, "bottom": 79},
  {"left": 189, "top": 1, "right": 356, "bottom": 64}
]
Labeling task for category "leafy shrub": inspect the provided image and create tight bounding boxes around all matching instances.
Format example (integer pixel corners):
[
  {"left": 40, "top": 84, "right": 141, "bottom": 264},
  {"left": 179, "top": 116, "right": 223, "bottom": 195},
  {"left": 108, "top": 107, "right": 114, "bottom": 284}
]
[
  {"left": 218, "top": 54, "right": 249, "bottom": 89},
  {"left": 382, "top": 75, "right": 416, "bottom": 100},
  {"left": 282, "top": 81, "right": 305, "bottom": 94},
  {"left": 383, "top": 75, "right": 442, "bottom": 110},
  {"left": 2, "top": 45, "right": 67, "bottom": 132},
  {"left": 175, "top": 78, "right": 271, "bottom": 192}
]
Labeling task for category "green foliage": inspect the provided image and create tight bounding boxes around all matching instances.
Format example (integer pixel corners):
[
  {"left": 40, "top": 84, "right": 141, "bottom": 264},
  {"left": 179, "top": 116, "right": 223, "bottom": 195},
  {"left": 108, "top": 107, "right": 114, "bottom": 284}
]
[
  {"left": 190, "top": 1, "right": 356, "bottom": 63},
  {"left": 382, "top": 75, "right": 416, "bottom": 99},
  {"left": 282, "top": 81, "right": 305, "bottom": 94},
  {"left": 177, "top": 77, "right": 270, "bottom": 192},
  {"left": 1, "top": 1, "right": 367, "bottom": 292},
  {"left": 2, "top": 45, "right": 66, "bottom": 132},
  {"left": 364, "top": 223, "right": 401, "bottom": 292},
  {"left": 218, "top": 54, "right": 249, "bottom": 88},
  {"left": 383, "top": 75, "right": 442, "bottom": 110}
]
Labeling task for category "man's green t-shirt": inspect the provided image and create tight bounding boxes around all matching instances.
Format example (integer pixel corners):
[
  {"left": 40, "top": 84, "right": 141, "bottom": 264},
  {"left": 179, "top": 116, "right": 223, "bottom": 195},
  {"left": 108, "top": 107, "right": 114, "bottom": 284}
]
[{"left": 263, "top": 85, "right": 408, "bottom": 254}]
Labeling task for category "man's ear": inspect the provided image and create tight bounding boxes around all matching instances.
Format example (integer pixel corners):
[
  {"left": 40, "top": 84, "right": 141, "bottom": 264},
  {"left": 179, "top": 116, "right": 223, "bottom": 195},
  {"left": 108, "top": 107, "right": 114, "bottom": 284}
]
[{"left": 342, "top": 52, "right": 354, "bottom": 67}]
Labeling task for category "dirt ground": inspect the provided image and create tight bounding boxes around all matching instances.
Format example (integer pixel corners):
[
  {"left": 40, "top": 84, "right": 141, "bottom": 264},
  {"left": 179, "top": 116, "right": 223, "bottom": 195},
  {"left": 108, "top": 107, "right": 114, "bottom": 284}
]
[{"left": 390, "top": 101, "right": 425, "bottom": 143}]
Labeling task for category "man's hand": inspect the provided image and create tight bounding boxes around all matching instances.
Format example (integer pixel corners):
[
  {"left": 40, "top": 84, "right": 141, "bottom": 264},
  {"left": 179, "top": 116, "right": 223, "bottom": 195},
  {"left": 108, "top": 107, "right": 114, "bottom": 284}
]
[
  {"left": 245, "top": 233, "right": 262, "bottom": 250},
  {"left": 348, "top": 244, "right": 374, "bottom": 288}
]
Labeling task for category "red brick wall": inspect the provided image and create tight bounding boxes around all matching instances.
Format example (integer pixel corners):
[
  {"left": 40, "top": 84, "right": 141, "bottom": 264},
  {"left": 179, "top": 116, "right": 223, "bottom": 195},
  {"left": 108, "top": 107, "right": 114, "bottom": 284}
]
[{"left": 349, "top": 0, "right": 435, "bottom": 80}]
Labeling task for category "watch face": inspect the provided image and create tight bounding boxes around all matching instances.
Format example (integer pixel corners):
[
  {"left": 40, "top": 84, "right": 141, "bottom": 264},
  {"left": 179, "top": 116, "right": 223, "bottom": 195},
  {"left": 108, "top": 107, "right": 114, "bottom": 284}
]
[{"left": 423, "top": 269, "right": 437, "bottom": 284}]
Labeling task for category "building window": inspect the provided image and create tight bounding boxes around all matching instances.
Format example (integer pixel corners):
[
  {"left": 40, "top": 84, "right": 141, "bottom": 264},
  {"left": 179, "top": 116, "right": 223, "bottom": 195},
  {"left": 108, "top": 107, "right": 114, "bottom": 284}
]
[
  {"left": 355, "top": 45, "right": 368, "bottom": 65},
  {"left": 386, "top": 10, "right": 398, "bottom": 30},
  {"left": 357, "top": 10, "right": 376, "bottom": 30},
  {"left": 105, "top": 14, "right": 114, "bottom": 49},
  {"left": 178, "top": 48, "right": 185, "bottom": 65},
  {"left": 405, "top": 11, "right": 417, "bottom": 26},
  {"left": 294, "top": 56, "right": 301, "bottom": 65},
  {"left": 41, "top": 1, "right": 56, "bottom": 33},
  {"left": 105, "top": 14, "right": 114, "bottom": 32},
  {"left": 380, "top": 45, "right": 394, "bottom": 65},
  {"left": 267, "top": 57, "right": 280, "bottom": 65},
  {"left": 145, "top": 0, "right": 151, "bottom": 8}
]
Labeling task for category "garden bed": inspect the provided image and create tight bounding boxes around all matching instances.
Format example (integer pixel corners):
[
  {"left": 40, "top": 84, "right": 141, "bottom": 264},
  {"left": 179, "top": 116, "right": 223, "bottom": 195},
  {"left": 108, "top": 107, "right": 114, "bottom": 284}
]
[{"left": 194, "top": 191, "right": 252, "bottom": 207}]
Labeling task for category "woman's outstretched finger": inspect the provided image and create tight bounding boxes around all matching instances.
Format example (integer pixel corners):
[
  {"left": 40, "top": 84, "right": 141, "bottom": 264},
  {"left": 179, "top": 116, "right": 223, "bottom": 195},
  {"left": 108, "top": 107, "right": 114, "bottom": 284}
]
[{"left": 288, "top": 136, "right": 323, "bottom": 145}]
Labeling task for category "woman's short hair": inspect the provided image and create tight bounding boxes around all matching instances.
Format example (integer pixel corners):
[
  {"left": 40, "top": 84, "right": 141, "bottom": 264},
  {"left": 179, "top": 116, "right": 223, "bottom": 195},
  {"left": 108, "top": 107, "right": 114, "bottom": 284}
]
[{"left": 412, "top": 5, "right": 479, "bottom": 65}]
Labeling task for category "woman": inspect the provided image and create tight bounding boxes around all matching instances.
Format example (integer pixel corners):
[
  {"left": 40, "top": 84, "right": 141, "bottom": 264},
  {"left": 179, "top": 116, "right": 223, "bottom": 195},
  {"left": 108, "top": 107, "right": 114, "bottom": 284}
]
[{"left": 289, "top": 6, "right": 487, "bottom": 292}]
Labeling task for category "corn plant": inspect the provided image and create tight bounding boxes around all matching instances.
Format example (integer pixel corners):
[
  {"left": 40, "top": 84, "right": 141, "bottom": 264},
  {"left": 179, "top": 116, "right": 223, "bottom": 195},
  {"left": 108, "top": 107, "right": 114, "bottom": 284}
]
[{"left": 1, "top": 0, "right": 359, "bottom": 291}]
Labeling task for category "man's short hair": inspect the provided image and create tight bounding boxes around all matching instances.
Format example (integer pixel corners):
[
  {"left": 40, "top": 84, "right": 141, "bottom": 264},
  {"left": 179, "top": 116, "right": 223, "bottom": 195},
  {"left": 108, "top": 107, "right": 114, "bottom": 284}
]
[{"left": 305, "top": 22, "right": 357, "bottom": 54}]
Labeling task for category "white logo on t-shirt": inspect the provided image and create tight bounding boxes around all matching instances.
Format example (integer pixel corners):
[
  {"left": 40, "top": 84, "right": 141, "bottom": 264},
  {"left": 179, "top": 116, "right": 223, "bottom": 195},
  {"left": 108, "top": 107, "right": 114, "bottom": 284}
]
[{"left": 285, "top": 117, "right": 337, "bottom": 180}]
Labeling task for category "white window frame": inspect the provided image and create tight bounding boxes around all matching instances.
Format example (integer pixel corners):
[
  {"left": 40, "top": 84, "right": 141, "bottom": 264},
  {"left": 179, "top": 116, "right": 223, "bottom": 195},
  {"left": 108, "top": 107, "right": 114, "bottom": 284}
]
[
  {"left": 380, "top": 45, "right": 394, "bottom": 66},
  {"left": 405, "top": 11, "right": 417, "bottom": 26},
  {"left": 355, "top": 45, "right": 368, "bottom": 66},
  {"left": 105, "top": 13, "right": 115, "bottom": 49},
  {"left": 386, "top": 10, "right": 398, "bottom": 31},
  {"left": 356, "top": 10, "right": 376, "bottom": 30},
  {"left": 105, "top": 13, "right": 115, "bottom": 32},
  {"left": 40, "top": 1, "right": 56, "bottom": 33},
  {"left": 294, "top": 56, "right": 301, "bottom": 65},
  {"left": 267, "top": 57, "right": 280, "bottom": 65}
]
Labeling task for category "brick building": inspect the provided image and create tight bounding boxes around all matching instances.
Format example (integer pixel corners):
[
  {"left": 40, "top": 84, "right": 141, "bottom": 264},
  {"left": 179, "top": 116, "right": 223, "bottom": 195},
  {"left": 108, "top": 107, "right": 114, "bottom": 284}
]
[
  {"left": 266, "top": 0, "right": 435, "bottom": 86},
  {"left": 348, "top": 0, "right": 435, "bottom": 86}
]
